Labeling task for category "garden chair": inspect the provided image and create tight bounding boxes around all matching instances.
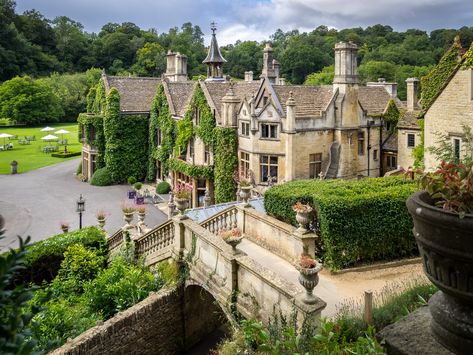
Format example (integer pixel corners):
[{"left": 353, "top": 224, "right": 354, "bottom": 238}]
[{"left": 7, "top": 143, "right": 13, "bottom": 150}]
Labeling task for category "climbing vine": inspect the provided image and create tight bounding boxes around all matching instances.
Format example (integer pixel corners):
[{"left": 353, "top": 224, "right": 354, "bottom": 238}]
[
  {"left": 412, "top": 119, "right": 425, "bottom": 169},
  {"left": 192, "top": 86, "right": 215, "bottom": 146},
  {"left": 421, "top": 36, "right": 463, "bottom": 112},
  {"left": 77, "top": 113, "right": 106, "bottom": 169},
  {"left": 175, "top": 117, "right": 194, "bottom": 155},
  {"left": 92, "top": 80, "right": 106, "bottom": 114},
  {"left": 213, "top": 127, "right": 238, "bottom": 203},
  {"left": 86, "top": 86, "right": 96, "bottom": 113},
  {"left": 147, "top": 85, "right": 176, "bottom": 180},
  {"left": 461, "top": 41, "right": 473, "bottom": 69},
  {"left": 383, "top": 99, "right": 401, "bottom": 134},
  {"left": 168, "top": 157, "right": 213, "bottom": 179},
  {"left": 103, "top": 88, "right": 149, "bottom": 183}
]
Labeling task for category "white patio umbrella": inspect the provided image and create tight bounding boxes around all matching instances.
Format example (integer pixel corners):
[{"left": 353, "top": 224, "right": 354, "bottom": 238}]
[
  {"left": 0, "top": 132, "right": 13, "bottom": 145},
  {"left": 41, "top": 134, "right": 58, "bottom": 141},
  {"left": 40, "top": 126, "right": 54, "bottom": 132},
  {"left": 55, "top": 129, "right": 70, "bottom": 152}
]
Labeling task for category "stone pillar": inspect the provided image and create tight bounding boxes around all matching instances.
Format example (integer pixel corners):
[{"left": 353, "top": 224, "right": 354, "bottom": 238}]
[
  {"left": 406, "top": 77, "right": 419, "bottom": 111},
  {"left": 172, "top": 217, "right": 186, "bottom": 259},
  {"left": 250, "top": 96, "right": 258, "bottom": 133},
  {"left": 333, "top": 41, "right": 358, "bottom": 94},
  {"left": 220, "top": 82, "right": 241, "bottom": 127},
  {"left": 244, "top": 71, "right": 253, "bottom": 82},
  {"left": 285, "top": 92, "right": 296, "bottom": 182},
  {"left": 168, "top": 192, "right": 176, "bottom": 219}
]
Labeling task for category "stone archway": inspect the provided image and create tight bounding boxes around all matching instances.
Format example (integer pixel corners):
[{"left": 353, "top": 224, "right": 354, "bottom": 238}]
[{"left": 183, "top": 284, "right": 231, "bottom": 351}]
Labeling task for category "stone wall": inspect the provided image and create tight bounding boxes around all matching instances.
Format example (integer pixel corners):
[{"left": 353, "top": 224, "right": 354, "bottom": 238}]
[
  {"left": 398, "top": 128, "right": 421, "bottom": 169},
  {"left": 424, "top": 68, "right": 473, "bottom": 170},
  {"left": 52, "top": 288, "right": 184, "bottom": 355}
]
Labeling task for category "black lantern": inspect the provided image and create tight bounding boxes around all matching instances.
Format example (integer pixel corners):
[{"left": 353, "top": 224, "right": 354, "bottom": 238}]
[{"left": 76, "top": 194, "right": 85, "bottom": 229}]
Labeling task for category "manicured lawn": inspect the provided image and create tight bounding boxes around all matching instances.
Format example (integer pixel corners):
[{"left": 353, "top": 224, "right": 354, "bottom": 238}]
[{"left": 0, "top": 123, "right": 80, "bottom": 174}]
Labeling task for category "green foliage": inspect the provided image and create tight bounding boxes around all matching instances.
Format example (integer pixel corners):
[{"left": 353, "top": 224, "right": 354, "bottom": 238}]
[
  {"left": 0, "top": 76, "right": 63, "bottom": 124},
  {"left": 86, "top": 86, "right": 97, "bottom": 113},
  {"left": 214, "top": 127, "right": 238, "bottom": 203},
  {"left": 82, "top": 257, "right": 163, "bottom": 319},
  {"left": 461, "top": 42, "right": 473, "bottom": 69},
  {"left": 76, "top": 161, "right": 82, "bottom": 175},
  {"left": 103, "top": 88, "right": 149, "bottom": 183},
  {"left": 50, "top": 151, "right": 81, "bottom": 158},
  {"left": 156, "top": 181, "right": 171, "bottom": 194},
  {"left": 127, "top": 176, "right": 137, "bottom": 185},
  {"left": 421, "top": 37, "right": 463, "bottom": 112},
  {"left": 428, "top": 124, "right": 473, "bottom": 166},
  {"left": 191, "top": 85, "right": 215, "bottom": 146},
  {"left": 12, "top": 227, "right": 107, "bottom": 286},
  {"left": 90, "top": 167, "right": 114, "bottom": 186},
  {"left": 147, "top": 84, "right": 176, "bottom": 180},
  {"left": 77, "top": 113, "right": 105, "bottom": 168},
  {"left": 175, "top": 116, "right": 194, "bottom": 154},
  {"left": 168, "top": 157, "right": 213, "bottom": 179},
  {"left": 0, "top": 234, "right": 43, "bottom": 354},
  {"left": 134, "top": 182, "right": 142, "bottom": 190},
  {"left": 264, "top": 177, "right": 419, "bottom": 269},
  {"left": 91, "top": 80, "right": 106, "bottom": 114},
  {"left": 412, "top": 119, "right": 425, "bottom": 169},
  {"left": 382, "top": 99, "right": 401, "bottom": 133},
  {"left": 131, "top": 42, "right": 166, "bottom": 77},
  {"left": 304, "top": 65, "right": 335, "bottom": 85}
]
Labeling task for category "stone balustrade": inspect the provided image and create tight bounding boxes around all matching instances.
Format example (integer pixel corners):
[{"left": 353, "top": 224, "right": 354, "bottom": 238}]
[
  {"left": 108, "top": 229, "right": 124, "bottom": 254},
  {"left": 134, "top": 220, "right": 175, "bottom": 265},
  {"left": 200, "top": 206, "right": 238, "bottom": 234}
]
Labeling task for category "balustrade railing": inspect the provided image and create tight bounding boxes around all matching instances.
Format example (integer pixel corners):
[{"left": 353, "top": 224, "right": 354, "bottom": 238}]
[
  {"left": 135, "top": 220, "right": 175, "bottom": 259},
  {"left": 200, "top": 206, "right": 238, "bottom": 234},
  {"left": 108, "top": 229, "right": 124, "bottom": 252}
]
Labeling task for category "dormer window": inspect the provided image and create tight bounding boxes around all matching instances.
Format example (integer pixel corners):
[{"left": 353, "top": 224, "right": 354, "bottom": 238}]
[
  {"left": 261, "top": 123, "right": 278, "bottom": 139},
  {"left": 241, "top": 121, "right": 250, "bottom": 136},
  {"left": 263, "top": 97, "right": 268, "bottom": 106}
]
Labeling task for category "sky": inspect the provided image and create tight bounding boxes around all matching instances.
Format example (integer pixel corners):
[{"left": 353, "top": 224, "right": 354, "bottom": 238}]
[{"left": 15, "top": 0, "right": 473, "bottom": 45}]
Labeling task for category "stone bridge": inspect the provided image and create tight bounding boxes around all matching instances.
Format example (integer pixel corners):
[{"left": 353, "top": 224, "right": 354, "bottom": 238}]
[{"left": 108, "top": 204, "right": 326, "bottom": 328}]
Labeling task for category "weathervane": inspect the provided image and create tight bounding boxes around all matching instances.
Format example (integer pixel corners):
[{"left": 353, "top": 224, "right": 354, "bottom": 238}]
[{"left": 210, "top": 21, "right": 217, "bottom": 35}]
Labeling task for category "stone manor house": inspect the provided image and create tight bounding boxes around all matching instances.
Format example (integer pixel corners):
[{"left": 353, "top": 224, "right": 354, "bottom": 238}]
[{"left": 81, "top": 27, "right": 407, "bottom": 208}]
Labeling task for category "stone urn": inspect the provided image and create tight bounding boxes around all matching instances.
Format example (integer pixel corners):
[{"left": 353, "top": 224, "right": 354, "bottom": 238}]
[
  {"left": 407, "top": 191, "right": 473, "bottom": 354},
  {"left": 239, "top": 185, "right": 252, "bottom": 207},
  {"left": 137, "top": 210, "right": 146, "bottom": 223},
  {"left": 60, "top": 225, "right": 69, "bottom": 233},
  {"left": 97, "top": 217, "right": 106, "bottom": 230},
  {"left": 123, "top": 210, "right": 134, "bottom": 226},
  {"left": 294, "top": 204, "right": 313, "bottom": 234},
  {"left": 174, "top": 198, "right": 189, "bottom": 219},
  {"left": 298, "top": 262, "right": 323, "bottom": 305},
  {"left": 225, "top": 236, "right": 243, "bottom": 253}
]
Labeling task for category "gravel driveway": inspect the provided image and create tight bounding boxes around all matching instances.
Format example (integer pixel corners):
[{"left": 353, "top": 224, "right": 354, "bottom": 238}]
[{"left": 0, "top": 158, "right": 167, "bottom": 251}]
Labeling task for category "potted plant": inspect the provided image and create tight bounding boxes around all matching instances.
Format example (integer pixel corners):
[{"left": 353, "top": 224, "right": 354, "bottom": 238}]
[
  {"left": 121, "top": 203, "right": 135, "bottom": 226},
  {"left": 96, "top": 210, "right": 107, "bottom": 229},
  {"left": 60, "top": 221, "right": 69, "bottom": 233},
  {"left": 173, "top": 185, "right": 192, "bottom": 218},
  {"left": 297, "top": 254, "right": 322, "bottom": 305},
  {"left": 406, "top": 161, "right": 473, "bottom": 353},
  {"left": 293, "top": 202, "right": 313, "bottom": 234},
  {"left": 136, "top": 205, "right": 146, "bottom": 223},
  {"left": 239, "top": 179, "right": 252, "bottom": 206},
  {"left": 127, "top": 176, "right": 137, "bottom": 199},
  {"left": 219, "top": 228, "right": 243, "bottom": 253}
]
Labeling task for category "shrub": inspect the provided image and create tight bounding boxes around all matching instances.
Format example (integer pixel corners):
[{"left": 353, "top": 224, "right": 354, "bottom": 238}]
[
  {"left": 127, "top": 176, "right": 137, "bottom": 185},
  {"left": 51, "top": 151, "right": 81, "bottom": 158},
  {"left": 90, "top": 167, "right": 114, "bottom": 186},
  {"left": 76, "top": 161, "right": 82, "bottom": 175},
  {"left": 134, "top": 182, "right": 142, "bottom": 190},
  {"left": 83, "top": 257, "right": 163, "bottom": 319},
  {"left": 156, "top": 181, "right": 171, "bottom": 194},
  {"left": 11, "top": 227, "right": 107, "bottom": 286},
  {"left": 264, "top": 177, "right": 419, "bottom": 269}
]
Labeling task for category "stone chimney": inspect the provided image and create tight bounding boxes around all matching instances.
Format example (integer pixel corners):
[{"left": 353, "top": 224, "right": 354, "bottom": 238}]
[
  {"left": 406, "top": 78, "right": 419, "bottom": 111},
  {"left": 260, "top": 43, "right": 281, "bottom": 84},
  {"left": 285, "top": 91, "right": 296, "bottom": 182},
  {"left": 333, "top": 42, "right": 358, "bottom": 93},
  {"left": 221, "top": 81, "right": 240, "bottom": 127},
  {"left": 244, "top": 71, "right": 253, "bottom": 82},
  {"left": 165, "top": 51, "right": 188, "bottom": 82},
  {"left": 366, "top": 77, "right": 398, "bottom": 98},
  {"left": 285, "top": 91, "right": 296, "bottom": 133}
]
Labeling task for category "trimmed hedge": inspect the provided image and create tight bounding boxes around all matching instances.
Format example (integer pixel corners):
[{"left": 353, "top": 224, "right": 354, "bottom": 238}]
[
  {"left": 90, "top": 166, "right": 114, "bottom": 186},
  {"left": 264, "top": 177, "right": 419, "bottom": 270},
  {"left": 51, "top": 151, "right": 81, "bottom": 158},
  {"left": 156, "top": 181, "right": 171, "bottom": 194},
  {"left": 12, "top": 227, "right": 107, "bottom": 285}
]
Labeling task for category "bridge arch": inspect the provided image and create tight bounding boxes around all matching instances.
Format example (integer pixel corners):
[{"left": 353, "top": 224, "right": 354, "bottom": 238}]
[{"left": 183, "top": 281, "right": 232, "bottom": 350}]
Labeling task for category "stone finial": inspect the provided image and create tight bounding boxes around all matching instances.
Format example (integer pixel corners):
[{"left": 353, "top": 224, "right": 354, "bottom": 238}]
[
  {"left": 204, "top": 189, "right": 211, "bottom": 207},
  {"left": 168, "top": 192, "right": 176, "bottom": 219},
  {"left": 286, "top": 91, "right": 296, "bottom": 106}
]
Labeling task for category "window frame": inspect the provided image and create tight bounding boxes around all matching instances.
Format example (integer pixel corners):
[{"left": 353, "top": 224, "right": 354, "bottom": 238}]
[
  {"left": 240, "top": 121, "right": 250, "bottom": 137},
  {"left": 358, "top": 131, "right": 365, "bottom": 156},
  {"left": 259, "top": 154, "right": 278, "bottom": 183},
  {"left": 309, "top": 153, "right": 322, "bottom": 179},
  {"left": 261, "top": 123, "right": 278, "bottom": 139},
  {"left": 407, "top": 133, "right": 415, "bottom": 148}
]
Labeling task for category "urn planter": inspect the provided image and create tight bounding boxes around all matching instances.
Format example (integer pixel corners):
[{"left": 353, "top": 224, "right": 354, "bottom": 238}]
[
  {"left": 174, "top": 198, "right": 189, "bottom": 219},
  {"left": 406, "top": 191, "right": 473, "bottom": 354},
  {"left": 225, "top": 236, "right": 243, "bottom": 253},
  {"left": 239, "top": 186, "right": 252, "bottom": 207},
  {"left": 97, "top": 217, "right": 106, "bottom": 230},
  {"left": 295, "top": 211, "right": 311, "bottom": 234},
  {"left": 298, "top": 263, "right": 323, "bottom": 305},
  {"left": 123, "top": 211, "right": 134, "bottom": 226}
]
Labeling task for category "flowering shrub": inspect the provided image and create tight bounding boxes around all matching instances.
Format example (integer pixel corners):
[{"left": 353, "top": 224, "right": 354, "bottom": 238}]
[
  {"left": 219, "top": 228, "right": 242, "bottom": 241},
  {"left": 420, "top": 161, "right": 473, "bottom": 218},
  {"left": 174, "top": 184, "right": 192, "bottom": 199},
  {"left": 299, "top": 254, "right": 317, "bottom": 269}
]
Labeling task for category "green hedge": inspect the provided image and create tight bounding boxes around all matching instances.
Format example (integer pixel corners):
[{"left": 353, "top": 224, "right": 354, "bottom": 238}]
[
  {"left": 51, "top": 151, "right": 81, "bottom": 158},
  {"left": 168, "top": 157, "right": 213, "bottom": 179},
  {"left": 156, "top": 181, "right": 171, "bottom": 194},
  {"left": 264, "top": 177, "right": 419, "bottom": 270},
  {"left": 90, "top": 166, "right": 114, "bottom": 186},
  {"left": 11, "top": 227, "right": 107, "bottom": 286}
]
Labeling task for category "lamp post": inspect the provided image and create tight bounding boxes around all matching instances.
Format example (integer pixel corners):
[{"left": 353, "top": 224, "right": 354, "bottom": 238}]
[{"left": 76, "top": 194, "right": 85, "bottom": 229}]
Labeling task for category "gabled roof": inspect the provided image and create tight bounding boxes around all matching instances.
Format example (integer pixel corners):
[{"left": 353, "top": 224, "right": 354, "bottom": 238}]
[
  {"left": 164, "top": 81, "right": 196, "bottom": 117},
  {"left": 104, "top": 76, "right": 161, "bottom": 113},
  {"left": 382, "top": 131, "right": 398, "bottom": 152},
  {"left": 272, "top": 85, "right": 334, "bottom": 118},
  {"left": 357, "top": 86, "right": 400, "bottom": 116},
  {"left": 202, "top": 32, "right": 226, "bottom": 64},
  {"left": 200, "top": 81, "right": 259, "bottom": 119},
  {"left": 398, "top": 110, "right": 422, "bottom": 130}
]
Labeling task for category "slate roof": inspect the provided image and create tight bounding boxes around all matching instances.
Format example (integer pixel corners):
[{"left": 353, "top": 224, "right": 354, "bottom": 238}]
[
  {"left": 358, "top": 86, "right": 397, "bottom": 116},
  {"left": 105, "top": 76, "right": 161, "bottom": 112},
  {"left": 166, "top": 81, "right": 196, "bottom": 117},
  {"left": 398, "top": 110, "right": 422, "bottom": 130},
  {"left": 382, "top": 131, "right": 398, "bottom": 152},
  {"left": 185, "top": 198, "right": 265, "bottom": 223},
  {"left": 202, "top": 81, "right": 260, "bottom": 119},
  {"left": 272, "top": 85, "right": 333, "bottom": 118},
  {"left": 203, "top": 33, "right": 226, "bottom": 63}
]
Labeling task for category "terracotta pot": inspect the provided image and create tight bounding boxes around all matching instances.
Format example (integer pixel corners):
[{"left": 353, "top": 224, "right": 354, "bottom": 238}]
[
  {"left": 298, "top": 263, "right": 322, "bottom": 305},
  {"left": 407, "top": 191, "right": 473, "bottom": 354}
]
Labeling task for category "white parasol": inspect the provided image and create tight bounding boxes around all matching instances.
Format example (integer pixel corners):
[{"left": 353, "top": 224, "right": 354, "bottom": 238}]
[
  {"left": 41, "top": 134, "right": 58, "bottom": 141},
  {"left": 0, "top": 132, "right": 13, "bottom": 145},
  {"left": 40, "top": 126, "right": 54, "bottom": 132}
]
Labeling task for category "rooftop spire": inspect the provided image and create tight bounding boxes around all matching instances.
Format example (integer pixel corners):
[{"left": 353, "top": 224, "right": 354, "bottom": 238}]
[{"left": 203, "top": 22, "right": 227, "bottom": 81}]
